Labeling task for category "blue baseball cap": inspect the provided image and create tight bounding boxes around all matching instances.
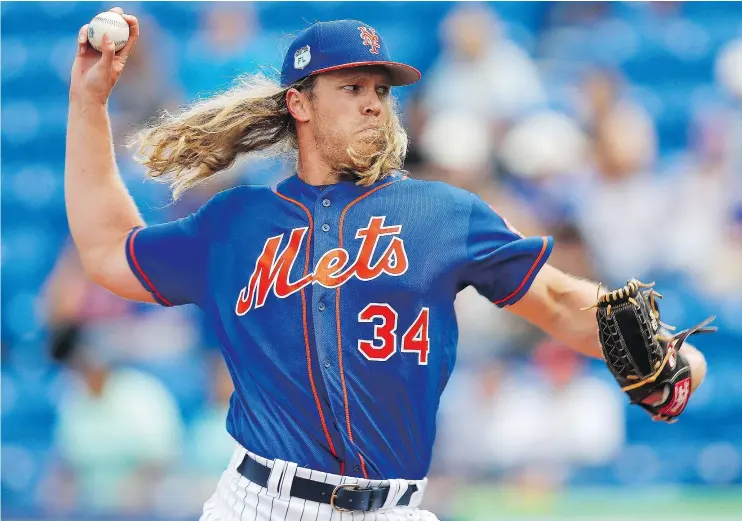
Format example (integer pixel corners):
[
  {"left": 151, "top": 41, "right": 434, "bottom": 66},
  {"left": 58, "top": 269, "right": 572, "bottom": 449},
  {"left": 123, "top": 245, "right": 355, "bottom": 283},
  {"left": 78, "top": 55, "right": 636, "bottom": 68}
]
[{"left": 280, "top": 20, "right": 422, "bottom": 87}]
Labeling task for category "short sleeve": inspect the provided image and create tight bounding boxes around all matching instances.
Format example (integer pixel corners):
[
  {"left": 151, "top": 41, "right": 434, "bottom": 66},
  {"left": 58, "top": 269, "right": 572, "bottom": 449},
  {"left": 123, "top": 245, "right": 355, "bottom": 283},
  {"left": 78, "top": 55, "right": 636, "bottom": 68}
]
[
  {"left": 126, "top": 211, "right": 207, "bottom": 307},
  {"left": 460, "top": 194, "right": 553, "bottom": 307}
]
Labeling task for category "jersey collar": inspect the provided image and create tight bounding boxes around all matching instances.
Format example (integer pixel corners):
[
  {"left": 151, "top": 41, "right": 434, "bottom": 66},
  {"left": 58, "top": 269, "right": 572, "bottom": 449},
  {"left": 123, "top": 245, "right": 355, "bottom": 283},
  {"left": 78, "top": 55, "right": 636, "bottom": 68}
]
[{"left": 276, "top": 171, "right": 405, "bottom": 206}]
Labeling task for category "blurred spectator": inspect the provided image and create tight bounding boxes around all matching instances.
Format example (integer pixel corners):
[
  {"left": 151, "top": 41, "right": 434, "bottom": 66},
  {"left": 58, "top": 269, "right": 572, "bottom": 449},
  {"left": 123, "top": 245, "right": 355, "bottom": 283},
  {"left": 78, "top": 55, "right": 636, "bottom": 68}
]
[
  {"left": 716, "top": 38, "right": 742, "bottom": 103},
  {"left": 715, "top": 37, "right": 742, "bottom": 264},
  {"left": 486, "top": 340, "right": 624, "bottom": 490},
  {"left": 660, "top": 104, "right": 742, "bottom": 296},
  {"left": 422, "top": 3, "right": 546, "bottom": 156},
  {"left": 40, "top": 246, "right": 186, "bottom": 513},
  {"left": 48, "top": 326, "right": 185, "bottom": 513},
  {"left": 433, "top": 359, "right": 512, "bottom": 478},
  {"left": 498, "top": 109, "right": 590, "bottom": 231},
  {"left": 572, "top": 97, "right": 664, "bottom": 284},
  {"left": 418, "top": 111, "right": 494, "bottom": 190},
  {"left": 434, "top": 339, "right": 624, "bottom": 489},
  {"left": 400, "top": 90, "right": 429, "bottom": 172},
  {"left": 576, "top": 69, "right": 625, "bottom": 133},
  {"left": 501, "top": 110, "right": 589, "bottom": 181}
]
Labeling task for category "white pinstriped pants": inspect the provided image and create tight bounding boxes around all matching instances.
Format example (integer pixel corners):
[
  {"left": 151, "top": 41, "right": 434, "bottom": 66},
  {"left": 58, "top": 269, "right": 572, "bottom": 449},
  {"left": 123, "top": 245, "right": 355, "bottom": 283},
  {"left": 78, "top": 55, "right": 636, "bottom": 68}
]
[{"left": 199, "top": 444, "right": 438, "bottom": 521}]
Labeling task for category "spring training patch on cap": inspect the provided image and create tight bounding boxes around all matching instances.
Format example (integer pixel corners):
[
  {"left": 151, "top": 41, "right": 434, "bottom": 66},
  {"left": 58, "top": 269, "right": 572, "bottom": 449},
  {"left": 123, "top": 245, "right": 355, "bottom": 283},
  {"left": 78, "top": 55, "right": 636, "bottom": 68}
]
[{"left": 294, "top": 45, "right": 311, "bottom": 70}]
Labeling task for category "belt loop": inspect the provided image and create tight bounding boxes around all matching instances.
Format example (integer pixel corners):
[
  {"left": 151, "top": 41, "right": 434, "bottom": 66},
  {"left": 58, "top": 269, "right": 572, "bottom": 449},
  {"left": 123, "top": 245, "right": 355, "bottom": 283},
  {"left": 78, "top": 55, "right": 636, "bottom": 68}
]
[
  {"left": 266, "top": 459, "right": 288, "bottom": 498},
  {"left": 408, "top": 478, "right": 427, "bottom": 507},
  {"left": 381, "top": 479, "right": 408, "bottom": 509},
  {"left": 278, "top": 461, "right": 298, "bottom": 500},
  {"left": 231, "top": 444, "right": 248, "bottom": 471}
]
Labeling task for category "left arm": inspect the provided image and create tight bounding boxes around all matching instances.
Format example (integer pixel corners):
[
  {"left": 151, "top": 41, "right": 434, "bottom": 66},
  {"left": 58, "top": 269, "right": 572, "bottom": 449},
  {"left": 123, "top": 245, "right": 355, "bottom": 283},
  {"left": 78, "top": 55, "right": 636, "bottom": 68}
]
[{"left": 507, "top": 264, "right": 707, "bottom": 393}]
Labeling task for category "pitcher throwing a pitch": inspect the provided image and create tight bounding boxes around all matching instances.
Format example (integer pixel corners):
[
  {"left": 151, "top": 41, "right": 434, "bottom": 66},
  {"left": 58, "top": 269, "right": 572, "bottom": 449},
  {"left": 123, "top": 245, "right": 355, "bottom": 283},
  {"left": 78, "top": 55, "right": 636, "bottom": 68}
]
[{"left": 67, "top": 8, "right": 713, "bottom": 520}]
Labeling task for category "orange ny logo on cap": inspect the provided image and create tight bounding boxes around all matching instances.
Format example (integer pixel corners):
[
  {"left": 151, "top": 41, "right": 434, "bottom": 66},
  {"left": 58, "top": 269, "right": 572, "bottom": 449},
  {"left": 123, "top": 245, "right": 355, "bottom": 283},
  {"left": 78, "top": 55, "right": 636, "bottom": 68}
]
[{"left": 358, "top": 26, "right": 380, "bottom": 55}]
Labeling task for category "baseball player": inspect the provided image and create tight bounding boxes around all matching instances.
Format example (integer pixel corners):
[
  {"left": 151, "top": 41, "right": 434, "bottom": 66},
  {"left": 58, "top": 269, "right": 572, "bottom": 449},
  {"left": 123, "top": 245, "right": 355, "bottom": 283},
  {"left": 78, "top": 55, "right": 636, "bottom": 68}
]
[{"left": 66, "top": 8, "right": 709, "bottom": 521}]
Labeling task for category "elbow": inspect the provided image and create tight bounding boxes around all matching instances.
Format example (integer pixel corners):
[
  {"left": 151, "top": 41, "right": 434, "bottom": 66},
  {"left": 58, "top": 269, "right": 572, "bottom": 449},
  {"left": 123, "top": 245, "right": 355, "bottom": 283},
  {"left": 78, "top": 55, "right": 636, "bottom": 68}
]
[
  {"left": 77, "top": 244, "right": 121, "bottom": 292},
  {"left": 544, "top": 276, "right": 577, "bottom": 334},
  {"left": 78, "top": 251, "right": 107, "bottom": 288},
  {"left": 508, "top": 265, "right": 603, "bottom": 358},
  {"left": 545, "top": 280, "right": 567, "bottom": 321}
]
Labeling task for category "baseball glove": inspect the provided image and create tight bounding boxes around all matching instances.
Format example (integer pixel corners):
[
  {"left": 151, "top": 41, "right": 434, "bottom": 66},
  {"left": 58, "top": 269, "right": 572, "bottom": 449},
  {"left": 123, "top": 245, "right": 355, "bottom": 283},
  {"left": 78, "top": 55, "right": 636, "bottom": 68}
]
[{"left": 589, "top": 279, "right": 716, "bottom": 423}]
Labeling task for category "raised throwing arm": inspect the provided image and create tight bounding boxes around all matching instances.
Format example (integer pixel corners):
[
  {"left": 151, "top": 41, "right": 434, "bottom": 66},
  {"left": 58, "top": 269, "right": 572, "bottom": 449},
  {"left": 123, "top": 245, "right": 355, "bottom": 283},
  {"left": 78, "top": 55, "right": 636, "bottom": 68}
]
[{"left": 65, "top": 7, "right": 153, "bottom": 302}]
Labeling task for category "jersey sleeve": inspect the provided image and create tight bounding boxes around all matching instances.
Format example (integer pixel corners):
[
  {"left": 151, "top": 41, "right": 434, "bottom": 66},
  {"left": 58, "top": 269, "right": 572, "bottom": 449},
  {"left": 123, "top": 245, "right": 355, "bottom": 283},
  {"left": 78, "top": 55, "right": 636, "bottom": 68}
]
[
  {"left": 124, "top": 186, "right": 241, "bottom": 308},
  {"left": 125, "top": 210, "right": 207, "bottom": 307},
  {"left": 460, "top": 193, "right": 553, "bottom": 307}
]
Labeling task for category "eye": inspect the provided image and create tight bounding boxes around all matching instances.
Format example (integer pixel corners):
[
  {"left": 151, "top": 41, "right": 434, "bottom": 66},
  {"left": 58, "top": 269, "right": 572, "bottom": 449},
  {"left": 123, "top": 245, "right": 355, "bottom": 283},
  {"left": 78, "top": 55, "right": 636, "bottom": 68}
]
[
  {"left": 343, "top": 85, "right": 360, "bottom": 92},
  {"left": 376, "top": 86, "right": 391, "bottom": 96}
]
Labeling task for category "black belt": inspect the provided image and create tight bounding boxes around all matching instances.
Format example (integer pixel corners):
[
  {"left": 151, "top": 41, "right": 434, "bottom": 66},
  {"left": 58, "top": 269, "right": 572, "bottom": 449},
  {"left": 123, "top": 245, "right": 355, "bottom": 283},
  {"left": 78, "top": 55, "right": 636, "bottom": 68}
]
[{"left": 237, "top": 455, "right": 418, "bottom": 512}]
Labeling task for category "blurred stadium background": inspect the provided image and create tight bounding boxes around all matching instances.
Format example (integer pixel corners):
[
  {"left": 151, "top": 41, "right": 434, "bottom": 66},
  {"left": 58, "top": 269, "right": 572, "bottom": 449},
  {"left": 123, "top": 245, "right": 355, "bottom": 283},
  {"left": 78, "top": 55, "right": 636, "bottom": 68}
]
[{"left": 2, "top": 2, "right": 742, "bottom": 520}]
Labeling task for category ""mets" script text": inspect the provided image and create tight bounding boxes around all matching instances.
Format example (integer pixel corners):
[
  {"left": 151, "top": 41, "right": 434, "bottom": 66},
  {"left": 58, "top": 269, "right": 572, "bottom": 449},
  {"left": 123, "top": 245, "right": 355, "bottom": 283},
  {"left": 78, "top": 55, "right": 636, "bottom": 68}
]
[{"left": 235, "top": 216, "right": 407, "bottom": 315}]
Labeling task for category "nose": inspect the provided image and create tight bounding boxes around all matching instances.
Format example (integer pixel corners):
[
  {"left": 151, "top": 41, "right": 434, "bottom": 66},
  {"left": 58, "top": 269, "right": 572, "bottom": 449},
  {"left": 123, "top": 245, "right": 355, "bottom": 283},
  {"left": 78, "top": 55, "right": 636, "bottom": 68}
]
[{"left": 362, "top": 93, "right": 383, "bottom": 117}]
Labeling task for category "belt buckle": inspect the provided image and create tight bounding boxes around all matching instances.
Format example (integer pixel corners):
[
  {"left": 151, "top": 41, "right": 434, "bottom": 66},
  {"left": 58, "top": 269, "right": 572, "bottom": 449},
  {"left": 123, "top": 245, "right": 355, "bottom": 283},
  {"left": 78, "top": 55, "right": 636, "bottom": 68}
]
[{"left": 330, "top": 484, "right": 361, "bottom": 512}]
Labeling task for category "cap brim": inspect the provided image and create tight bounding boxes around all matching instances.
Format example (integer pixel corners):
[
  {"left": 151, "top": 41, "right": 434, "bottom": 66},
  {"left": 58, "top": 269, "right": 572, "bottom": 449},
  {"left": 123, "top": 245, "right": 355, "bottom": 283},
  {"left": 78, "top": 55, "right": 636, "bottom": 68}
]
[{"left": 310, "top": 61, "right": 422, "bottom": 86}]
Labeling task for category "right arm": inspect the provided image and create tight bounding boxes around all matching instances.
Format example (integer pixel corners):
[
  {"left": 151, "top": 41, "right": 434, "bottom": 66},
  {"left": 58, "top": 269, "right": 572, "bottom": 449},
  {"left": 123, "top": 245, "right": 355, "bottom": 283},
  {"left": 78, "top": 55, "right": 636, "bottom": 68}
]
[{"left": 65, "top": 7, "right": 153, "bottom": 302}]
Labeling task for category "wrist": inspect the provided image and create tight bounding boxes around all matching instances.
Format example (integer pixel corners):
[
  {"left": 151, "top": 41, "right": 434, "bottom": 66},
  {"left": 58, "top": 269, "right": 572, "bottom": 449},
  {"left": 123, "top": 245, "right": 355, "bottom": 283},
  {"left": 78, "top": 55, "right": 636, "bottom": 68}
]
[{"left": 69, "top": 93, "right": 109, "bottom": 111}]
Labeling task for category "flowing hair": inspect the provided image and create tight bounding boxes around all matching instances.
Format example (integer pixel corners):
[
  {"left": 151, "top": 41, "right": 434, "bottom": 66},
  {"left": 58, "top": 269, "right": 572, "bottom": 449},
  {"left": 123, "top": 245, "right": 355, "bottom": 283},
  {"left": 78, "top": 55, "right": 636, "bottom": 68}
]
[{"left": 128, "top": 72, "right": 408, "bottom": 200}]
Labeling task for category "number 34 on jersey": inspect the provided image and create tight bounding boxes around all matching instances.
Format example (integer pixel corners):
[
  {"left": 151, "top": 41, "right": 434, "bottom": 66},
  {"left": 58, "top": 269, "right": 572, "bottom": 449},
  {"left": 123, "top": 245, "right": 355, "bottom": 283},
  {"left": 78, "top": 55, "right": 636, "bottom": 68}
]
[{"left": 358, "top": 304, "right": 430, "bottom": 365}]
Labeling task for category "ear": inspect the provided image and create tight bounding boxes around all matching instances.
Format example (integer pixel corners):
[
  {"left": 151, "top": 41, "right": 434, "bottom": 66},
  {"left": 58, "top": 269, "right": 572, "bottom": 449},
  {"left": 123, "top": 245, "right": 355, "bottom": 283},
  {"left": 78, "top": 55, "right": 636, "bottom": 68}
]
[{"left": 286, "top": 88, "right": 311, "bottom": 123}]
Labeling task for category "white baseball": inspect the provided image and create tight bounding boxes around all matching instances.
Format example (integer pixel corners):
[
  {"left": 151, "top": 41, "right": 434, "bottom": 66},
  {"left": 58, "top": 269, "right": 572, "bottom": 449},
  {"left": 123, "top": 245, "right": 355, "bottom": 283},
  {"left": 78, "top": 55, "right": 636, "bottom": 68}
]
[{"left": 87, "top": 11, "right": 130, "bottom": 52}]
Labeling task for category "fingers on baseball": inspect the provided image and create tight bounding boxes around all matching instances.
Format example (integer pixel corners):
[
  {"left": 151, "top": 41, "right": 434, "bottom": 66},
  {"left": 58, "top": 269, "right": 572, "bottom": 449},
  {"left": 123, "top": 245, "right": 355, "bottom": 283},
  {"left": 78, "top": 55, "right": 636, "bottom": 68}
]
[
  {"left": 109, "top": 6, "right": 124, "bottom": 15},
  {"left": 100, "top": 34, "right": 116, "bottom": 68},
  {"left": 117, "top": 14, "right": 139, "bottom": 58},
  {"left": 77, "top": 24, "right": 89, "bottom": 55}
]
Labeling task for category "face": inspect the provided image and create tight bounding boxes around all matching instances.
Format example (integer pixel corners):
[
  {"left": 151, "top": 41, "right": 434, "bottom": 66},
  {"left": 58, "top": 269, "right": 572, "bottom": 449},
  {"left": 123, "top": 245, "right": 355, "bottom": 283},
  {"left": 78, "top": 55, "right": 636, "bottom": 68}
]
[{"left": 291, "top": 66, "right": 394, "bottom": 172}]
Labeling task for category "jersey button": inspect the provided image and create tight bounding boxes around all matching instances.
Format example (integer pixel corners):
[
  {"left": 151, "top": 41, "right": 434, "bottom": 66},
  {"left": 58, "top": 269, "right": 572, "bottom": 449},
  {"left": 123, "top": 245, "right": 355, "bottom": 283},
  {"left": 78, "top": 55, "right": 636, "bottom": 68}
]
[
  {"left": 323, "top": 359, "right": 331, "bottom": 368},
  {"left": 322, "top": 198, "right": 331, "bottom": 207},
  {"left": 318, "top": 302, "right": 326, "bottom": 311},
  {"left": 321, "top": 223, "right": 330, "bottom": 232},
  {"left": 353, "top": 465, "right": 361, "bottom": 472}
]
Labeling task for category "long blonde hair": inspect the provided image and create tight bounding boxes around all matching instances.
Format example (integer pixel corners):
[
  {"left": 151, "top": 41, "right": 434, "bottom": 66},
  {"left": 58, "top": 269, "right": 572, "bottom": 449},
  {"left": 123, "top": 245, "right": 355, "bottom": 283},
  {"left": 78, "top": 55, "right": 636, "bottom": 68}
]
[{"left": 129, "top": 72, "right": 408, "bottom": 200}]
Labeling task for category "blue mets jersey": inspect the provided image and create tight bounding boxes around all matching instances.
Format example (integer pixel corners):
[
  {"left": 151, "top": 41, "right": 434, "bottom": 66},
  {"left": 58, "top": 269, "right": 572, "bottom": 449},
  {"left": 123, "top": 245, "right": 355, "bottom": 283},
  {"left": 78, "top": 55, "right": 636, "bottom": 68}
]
[{"left": 125, "top": 171, "right": 553, "bottom": 480}]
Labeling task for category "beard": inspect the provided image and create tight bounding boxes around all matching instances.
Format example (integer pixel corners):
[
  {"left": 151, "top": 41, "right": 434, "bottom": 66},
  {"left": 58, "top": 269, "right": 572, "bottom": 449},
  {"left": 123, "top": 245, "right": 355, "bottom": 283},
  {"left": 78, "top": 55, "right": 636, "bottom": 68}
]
[
  {"left": 332, "top": 125, "right": 392, "bottom": 177},
  {"left": 350, "top": 126, "right": 388, "bottom": 157}
]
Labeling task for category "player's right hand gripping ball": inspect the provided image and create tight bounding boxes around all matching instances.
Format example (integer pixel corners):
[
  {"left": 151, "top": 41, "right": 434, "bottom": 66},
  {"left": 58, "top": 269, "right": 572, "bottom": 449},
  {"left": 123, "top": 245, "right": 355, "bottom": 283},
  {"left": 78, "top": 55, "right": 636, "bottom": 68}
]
[
  {"left": 87, "top": 11, "right": 130, "bottom": 52},
  {"left": 592, "top": 280, "right": 716, "bottom": 422}
]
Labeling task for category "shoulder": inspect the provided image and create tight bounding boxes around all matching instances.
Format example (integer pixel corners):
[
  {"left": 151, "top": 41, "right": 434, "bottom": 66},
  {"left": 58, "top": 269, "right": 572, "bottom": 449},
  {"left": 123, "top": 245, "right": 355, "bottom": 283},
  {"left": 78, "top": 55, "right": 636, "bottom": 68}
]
[
  {"left": 389, "top": 176, "right": 478, "bottom": 230},
  {"left": 393, "top": 174, "right": 477, "bottom": 208},
  {"left": 202, "top": 184, "right": 274, "bottom": 209},
  {"left": 194, "top": 184, "right": 275, "bottom": 224}
]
